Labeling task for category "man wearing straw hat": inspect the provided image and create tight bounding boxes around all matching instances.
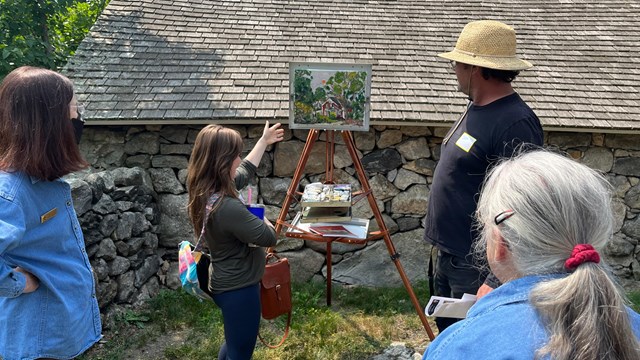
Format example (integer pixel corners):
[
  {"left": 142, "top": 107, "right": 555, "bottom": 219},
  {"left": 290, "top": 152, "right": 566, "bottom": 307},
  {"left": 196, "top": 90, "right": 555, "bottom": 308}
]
[{"left": 423, "top": 20, "right": 543, "bottom": 332}]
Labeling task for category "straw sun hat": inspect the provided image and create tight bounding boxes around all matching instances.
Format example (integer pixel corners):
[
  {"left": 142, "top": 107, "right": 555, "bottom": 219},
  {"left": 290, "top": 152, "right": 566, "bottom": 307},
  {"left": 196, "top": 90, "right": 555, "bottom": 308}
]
[{"left": 438, "top": 20, "right": 532, "bottom": 71}]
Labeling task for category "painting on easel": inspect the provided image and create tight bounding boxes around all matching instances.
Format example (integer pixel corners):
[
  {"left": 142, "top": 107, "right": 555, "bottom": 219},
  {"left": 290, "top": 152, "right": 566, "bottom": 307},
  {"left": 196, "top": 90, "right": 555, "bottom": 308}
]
[{"left": 289, "top": 62, "right": 371, "bottom": 131}]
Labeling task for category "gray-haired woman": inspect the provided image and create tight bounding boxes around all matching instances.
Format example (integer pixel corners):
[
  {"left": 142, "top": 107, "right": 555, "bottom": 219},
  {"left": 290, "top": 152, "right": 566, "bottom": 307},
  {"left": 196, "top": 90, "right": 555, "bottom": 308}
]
[{"left": 424, "top": 150, "right": 640, "bottom": 360}]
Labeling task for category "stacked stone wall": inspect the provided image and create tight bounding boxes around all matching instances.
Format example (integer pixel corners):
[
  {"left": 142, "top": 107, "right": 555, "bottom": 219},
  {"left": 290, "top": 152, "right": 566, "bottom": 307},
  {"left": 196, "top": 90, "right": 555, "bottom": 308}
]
[{"left": 73, "top": 125, "right": 640, "bottom": 310}]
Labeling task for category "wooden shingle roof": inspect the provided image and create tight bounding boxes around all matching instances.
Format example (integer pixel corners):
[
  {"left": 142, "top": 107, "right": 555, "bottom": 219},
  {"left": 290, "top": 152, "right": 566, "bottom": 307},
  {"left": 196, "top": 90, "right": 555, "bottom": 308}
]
[{"left": 65, "top": 0, "right": 640, "bottom": 132}]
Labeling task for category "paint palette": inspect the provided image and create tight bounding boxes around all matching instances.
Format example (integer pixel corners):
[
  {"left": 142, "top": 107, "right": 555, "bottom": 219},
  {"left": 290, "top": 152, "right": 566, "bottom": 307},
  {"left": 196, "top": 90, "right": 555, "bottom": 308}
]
[{"left": 301, "top": 183, "right": 351, "bottom": 207}]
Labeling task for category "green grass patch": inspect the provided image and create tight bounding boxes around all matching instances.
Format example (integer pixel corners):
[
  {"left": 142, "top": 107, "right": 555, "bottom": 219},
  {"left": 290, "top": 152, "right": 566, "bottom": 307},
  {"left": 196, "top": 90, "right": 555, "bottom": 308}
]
[
  {"left": 79, "top": 282, "right": 640, "bottom": 360},
  {"left": 80, "top": 280, "right": 432, "bottom": 360}
]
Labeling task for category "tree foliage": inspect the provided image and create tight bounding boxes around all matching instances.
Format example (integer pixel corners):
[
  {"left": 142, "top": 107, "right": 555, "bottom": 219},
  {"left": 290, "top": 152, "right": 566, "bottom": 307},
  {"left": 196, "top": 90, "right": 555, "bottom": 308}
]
[
  {"left": 322, "top": 71, "right": 367, "bottom": 121},
  {"left": 0, "top": 0, "right": 109, "bottom": 79}
]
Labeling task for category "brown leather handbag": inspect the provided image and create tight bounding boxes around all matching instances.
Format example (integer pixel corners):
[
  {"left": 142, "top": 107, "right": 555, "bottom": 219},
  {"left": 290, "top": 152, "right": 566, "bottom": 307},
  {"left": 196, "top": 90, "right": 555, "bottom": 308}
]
[{"left": 258, "top": 252, "right": 292, "bottom": 348}]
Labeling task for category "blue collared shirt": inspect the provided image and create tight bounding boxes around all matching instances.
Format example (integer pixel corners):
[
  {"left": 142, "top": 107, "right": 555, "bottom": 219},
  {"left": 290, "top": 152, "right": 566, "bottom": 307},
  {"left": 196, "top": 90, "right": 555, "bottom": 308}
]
[
  {"left": 0, "top": 171, "right": 101, "bottom": 360},
  {"left": 424, "top": 274, "right": 640, "bottom": 359}
]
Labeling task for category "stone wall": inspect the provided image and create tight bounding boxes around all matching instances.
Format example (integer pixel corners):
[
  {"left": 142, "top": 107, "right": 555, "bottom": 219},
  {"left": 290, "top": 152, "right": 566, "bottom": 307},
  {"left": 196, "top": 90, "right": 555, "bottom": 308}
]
[
  {"left": 66, "top": 167, "right": 161, "bottom": 309},
  {"left": 72, "top": 124, "right": 640, "bottom": 310}
]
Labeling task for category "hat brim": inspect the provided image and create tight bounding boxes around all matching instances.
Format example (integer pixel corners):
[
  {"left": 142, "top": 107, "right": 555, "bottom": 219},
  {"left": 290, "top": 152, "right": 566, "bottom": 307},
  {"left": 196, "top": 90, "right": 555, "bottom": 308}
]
[{"left": 438, "top": 50, "right": 532, "bottom": 71}]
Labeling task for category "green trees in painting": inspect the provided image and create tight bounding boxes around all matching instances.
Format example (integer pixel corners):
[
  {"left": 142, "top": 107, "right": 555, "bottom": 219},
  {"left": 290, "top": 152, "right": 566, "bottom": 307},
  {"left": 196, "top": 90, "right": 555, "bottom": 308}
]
[
  {"left": 294, "top": 70, "right": 316, "bottom": 123},
  {"left": 0, "top": 0, "right": 110, "bottom": 79},
  {"left": 294, "top": 69, "right": 368, "bottom": 127}
]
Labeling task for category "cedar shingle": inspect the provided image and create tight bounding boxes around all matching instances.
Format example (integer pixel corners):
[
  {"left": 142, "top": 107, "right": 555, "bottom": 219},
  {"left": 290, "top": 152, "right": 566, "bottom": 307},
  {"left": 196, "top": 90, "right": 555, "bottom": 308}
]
[{"left": 63, "top": 0, "right": 640, "bottom": 131}]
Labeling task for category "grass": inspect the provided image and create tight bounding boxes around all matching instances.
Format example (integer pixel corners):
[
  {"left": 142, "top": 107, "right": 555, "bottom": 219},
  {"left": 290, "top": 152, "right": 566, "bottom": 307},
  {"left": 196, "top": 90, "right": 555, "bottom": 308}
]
[
  {"left": 79, "top": 280, "right": 431, "bottom": 360},
  {"left": 80, "top": 284, "right": 640, "bottom": 360}
]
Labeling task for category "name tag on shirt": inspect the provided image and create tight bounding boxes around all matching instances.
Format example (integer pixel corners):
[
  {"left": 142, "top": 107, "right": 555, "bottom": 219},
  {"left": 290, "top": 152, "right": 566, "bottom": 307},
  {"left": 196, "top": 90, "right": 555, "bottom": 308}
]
[
  {"left": 455, "top": 132, "right": 477, "bottom": 152},
  {"left": 41, "top": 208, "right": 58, "bottom": 223}
]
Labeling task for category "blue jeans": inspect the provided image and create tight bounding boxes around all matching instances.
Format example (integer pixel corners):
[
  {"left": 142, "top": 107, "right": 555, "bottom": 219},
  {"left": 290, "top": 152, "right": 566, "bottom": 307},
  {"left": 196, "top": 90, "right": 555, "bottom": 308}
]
[
  {"left": 213, "top": 283, "right": 261, "bottom": 360},
  {"left": 433, "top": 250, "right": 485, "bottom": 332}
]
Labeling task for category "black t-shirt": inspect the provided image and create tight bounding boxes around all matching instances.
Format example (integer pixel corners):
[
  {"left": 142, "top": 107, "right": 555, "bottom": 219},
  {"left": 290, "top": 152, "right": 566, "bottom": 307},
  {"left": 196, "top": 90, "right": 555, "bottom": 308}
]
[{"left": 424, "top": 93, "right": 543, "bottom": 258}]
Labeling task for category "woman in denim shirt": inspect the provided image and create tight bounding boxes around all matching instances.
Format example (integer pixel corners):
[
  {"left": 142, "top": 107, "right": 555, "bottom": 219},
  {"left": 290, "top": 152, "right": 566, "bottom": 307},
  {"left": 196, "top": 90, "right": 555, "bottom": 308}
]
[
  {"left": 424, "top": 151, "right": 640, "bottom": 360},
  {"left": 0, "top": 67, "right": 101, "bottom": 359}
]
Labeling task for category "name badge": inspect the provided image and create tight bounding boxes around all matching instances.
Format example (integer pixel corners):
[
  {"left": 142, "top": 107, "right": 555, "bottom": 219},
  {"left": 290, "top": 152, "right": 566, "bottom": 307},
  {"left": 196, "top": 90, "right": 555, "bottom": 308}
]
[
  {"left": 41, "top": 208, "right": 58, "bottom": 223},
  {"left": 455, "top": 132, "right": 477, "bottom": 152}
]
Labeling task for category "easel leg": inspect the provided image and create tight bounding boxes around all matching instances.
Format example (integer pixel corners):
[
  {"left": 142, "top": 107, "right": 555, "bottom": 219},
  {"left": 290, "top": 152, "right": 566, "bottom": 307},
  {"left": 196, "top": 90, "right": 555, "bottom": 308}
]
[
  {"left": 326, "top": 240, "right": 332, "bottom": 306},
  {"left": 275, "top": 129, "right": 320, "bottom": 234},
  {"left": 342, "top": 131, "right": 436, "bottom": 341}
]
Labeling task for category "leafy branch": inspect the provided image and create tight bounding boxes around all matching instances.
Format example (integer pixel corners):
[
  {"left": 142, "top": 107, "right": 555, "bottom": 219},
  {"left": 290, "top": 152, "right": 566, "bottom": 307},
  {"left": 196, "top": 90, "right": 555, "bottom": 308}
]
[{"left": 0, "top": 0, "right": 110, "bottom": 79}]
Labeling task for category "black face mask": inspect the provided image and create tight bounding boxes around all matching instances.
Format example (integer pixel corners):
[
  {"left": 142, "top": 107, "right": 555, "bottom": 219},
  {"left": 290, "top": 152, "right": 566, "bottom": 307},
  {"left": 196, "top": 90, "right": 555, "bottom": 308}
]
[{"left": 71, "top": 113, "right": 85, "bottom": 144}]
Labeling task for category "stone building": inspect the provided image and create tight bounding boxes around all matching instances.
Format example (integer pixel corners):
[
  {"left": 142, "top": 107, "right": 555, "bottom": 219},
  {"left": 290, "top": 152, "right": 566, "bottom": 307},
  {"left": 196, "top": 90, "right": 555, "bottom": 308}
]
[{"left": 63, "top": 0, "right": 640, "bottom": 310}]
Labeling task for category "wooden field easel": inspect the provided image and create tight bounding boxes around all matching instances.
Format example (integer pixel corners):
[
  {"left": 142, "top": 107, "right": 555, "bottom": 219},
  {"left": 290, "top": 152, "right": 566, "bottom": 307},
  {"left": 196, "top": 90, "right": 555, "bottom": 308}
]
[{"left": 274, "top": 129, "right": 436, "bottom": 340}]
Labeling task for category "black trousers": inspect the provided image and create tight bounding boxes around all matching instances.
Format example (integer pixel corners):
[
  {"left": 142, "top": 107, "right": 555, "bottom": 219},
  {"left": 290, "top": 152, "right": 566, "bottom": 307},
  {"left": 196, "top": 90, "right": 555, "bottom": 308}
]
[{"left": 433, "top": 250, "right": 485, "bottom": 332}]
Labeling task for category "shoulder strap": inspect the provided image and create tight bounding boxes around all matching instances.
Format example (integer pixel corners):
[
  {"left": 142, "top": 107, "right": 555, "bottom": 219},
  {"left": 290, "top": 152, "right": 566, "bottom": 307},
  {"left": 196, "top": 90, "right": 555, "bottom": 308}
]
[
  {"left": 442, "top": 101, "right": 471, "bottom": 146},
  {"left": 258, "top": 311, "right": 291, "bottom": 348},
  {"left": 194, "top": 193, "right": 221, "bottom": 251}
]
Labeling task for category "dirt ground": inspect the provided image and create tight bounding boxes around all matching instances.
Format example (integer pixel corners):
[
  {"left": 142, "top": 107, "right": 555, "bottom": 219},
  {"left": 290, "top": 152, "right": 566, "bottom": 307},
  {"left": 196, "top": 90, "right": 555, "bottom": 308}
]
[
  {"left": 84, "top": 326, "right": 191, "bottom": 360},
  {"left": 124, "top": 329, "right": 191, "bottom": 360}
]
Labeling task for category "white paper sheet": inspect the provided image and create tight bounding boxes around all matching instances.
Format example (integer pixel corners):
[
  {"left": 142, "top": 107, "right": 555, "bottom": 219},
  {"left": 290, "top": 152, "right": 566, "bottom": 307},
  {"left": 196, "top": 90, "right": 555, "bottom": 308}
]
[{"left": 424, "top": 293, "right": 477, "bottom": 319}]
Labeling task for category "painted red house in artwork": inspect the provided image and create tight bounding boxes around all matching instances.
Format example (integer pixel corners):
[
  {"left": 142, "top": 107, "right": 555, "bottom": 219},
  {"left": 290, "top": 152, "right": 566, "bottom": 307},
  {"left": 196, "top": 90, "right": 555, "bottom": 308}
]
[{"left": 321, "top": 97, "right": 345, "bottom": 119}]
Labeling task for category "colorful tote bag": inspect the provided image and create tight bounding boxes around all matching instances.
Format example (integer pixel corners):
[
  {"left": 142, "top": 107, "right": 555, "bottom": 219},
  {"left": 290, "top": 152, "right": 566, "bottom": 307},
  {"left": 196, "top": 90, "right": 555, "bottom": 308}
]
[{"left": 178, "top": 193, "right": 220, "bottom": 302}]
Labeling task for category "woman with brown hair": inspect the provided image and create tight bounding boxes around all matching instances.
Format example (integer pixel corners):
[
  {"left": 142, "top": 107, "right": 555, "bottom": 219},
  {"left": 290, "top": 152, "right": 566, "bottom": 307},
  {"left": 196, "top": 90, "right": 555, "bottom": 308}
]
[
  {"left": 0, "top": 66, "right": 101, "bottom": 359},
  {"left": 187, "top": 122, "right": 284, "bottom": 360}
]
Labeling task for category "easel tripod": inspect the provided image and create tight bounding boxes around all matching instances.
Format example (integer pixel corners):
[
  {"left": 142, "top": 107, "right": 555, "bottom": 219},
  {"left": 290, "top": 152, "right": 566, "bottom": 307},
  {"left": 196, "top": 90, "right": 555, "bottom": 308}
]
[{"left": 274, "top": 129, "right": 436, "bottom": 340}]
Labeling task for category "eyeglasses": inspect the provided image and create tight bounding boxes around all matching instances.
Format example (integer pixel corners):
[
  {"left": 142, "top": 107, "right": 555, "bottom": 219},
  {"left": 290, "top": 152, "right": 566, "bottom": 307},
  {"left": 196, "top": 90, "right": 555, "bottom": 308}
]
[
  {"left": 449, "top": 60, "right": 457, "bottom": 70},
  {"left": 494, "top": 209, "right": 515, "bottom": 225}
]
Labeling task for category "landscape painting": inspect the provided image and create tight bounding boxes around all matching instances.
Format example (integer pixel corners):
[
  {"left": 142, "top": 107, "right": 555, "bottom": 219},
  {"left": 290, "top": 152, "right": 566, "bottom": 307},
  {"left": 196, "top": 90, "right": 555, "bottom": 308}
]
[{"left": 289, "top": 62, "right": 371, "bottom": 131}]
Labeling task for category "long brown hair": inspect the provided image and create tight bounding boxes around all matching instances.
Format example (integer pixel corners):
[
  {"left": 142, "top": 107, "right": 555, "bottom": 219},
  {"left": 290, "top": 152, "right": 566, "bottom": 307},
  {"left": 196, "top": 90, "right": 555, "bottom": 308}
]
[
  {"left": 0, "top": 66, "right": 88, "bottom": 180},
  {"left": 186, "top": 125, "right": 243, "bottom": 234}
]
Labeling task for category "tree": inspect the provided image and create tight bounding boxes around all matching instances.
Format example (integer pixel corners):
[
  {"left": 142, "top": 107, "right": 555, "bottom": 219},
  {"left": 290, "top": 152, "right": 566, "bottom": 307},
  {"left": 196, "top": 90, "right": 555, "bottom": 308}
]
[
  {"left": 294, "top": 69, "right": 314, "bottom": 105},
  {"left": 293, "top": 69, "right": 317, "bottom": 123},
  {"left": 323, "top": 71, "right": 367, "bottom": 121},
  {"left": 0, "top": 0, "right": 109, "bottom": 79}
]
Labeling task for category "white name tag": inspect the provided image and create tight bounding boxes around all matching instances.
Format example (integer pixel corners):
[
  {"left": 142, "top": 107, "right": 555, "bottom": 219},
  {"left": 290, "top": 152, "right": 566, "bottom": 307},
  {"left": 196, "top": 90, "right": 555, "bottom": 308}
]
[{"left": 455, "top": 132, "right": 476, "bottom": 152}]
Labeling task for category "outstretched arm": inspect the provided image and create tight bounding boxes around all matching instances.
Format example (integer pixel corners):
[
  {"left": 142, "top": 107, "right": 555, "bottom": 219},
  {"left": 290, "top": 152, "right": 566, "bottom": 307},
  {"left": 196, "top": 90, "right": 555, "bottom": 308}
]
[{"left": 244, "top": 121, "right": 284, "bottom": 167}]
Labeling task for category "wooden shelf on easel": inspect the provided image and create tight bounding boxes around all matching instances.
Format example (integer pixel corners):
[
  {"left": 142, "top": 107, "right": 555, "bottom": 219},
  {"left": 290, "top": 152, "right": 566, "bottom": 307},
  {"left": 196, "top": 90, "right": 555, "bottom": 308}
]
[{"left": 285, "top": 212, "right": 370, "bottom": 241}]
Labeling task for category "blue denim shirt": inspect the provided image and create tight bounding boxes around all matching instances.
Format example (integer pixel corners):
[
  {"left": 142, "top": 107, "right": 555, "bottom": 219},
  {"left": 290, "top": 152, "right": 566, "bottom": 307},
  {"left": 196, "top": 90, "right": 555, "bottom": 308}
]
[
  {"left": 424, "top": 274, "right": 640, "bottom": 359},
  {"left": 0, "top": 171, "right": 101, "bottom": 360}
]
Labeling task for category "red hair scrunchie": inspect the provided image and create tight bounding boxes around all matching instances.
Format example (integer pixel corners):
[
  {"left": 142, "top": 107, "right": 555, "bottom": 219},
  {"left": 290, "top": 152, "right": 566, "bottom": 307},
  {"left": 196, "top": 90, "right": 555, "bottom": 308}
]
[{"left": 564, "top": 244, "right": 600, "bottom": 271}]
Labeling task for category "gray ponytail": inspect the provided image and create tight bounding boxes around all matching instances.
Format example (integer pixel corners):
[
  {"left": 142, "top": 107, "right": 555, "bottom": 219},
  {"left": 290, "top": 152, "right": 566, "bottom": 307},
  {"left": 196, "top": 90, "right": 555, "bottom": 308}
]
[{"left": 475, "top": 150, "right": 640, "bottom": 360}]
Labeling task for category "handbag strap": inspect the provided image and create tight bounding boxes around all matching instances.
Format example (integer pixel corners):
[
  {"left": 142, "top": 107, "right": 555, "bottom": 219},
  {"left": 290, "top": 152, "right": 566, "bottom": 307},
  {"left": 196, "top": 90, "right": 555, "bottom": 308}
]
[
  {"left": 194, "top": 193, "right": 221, "bottom": 252},
  {"left": 258, "top": 311, "right": 291, "bottom": 349}
]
